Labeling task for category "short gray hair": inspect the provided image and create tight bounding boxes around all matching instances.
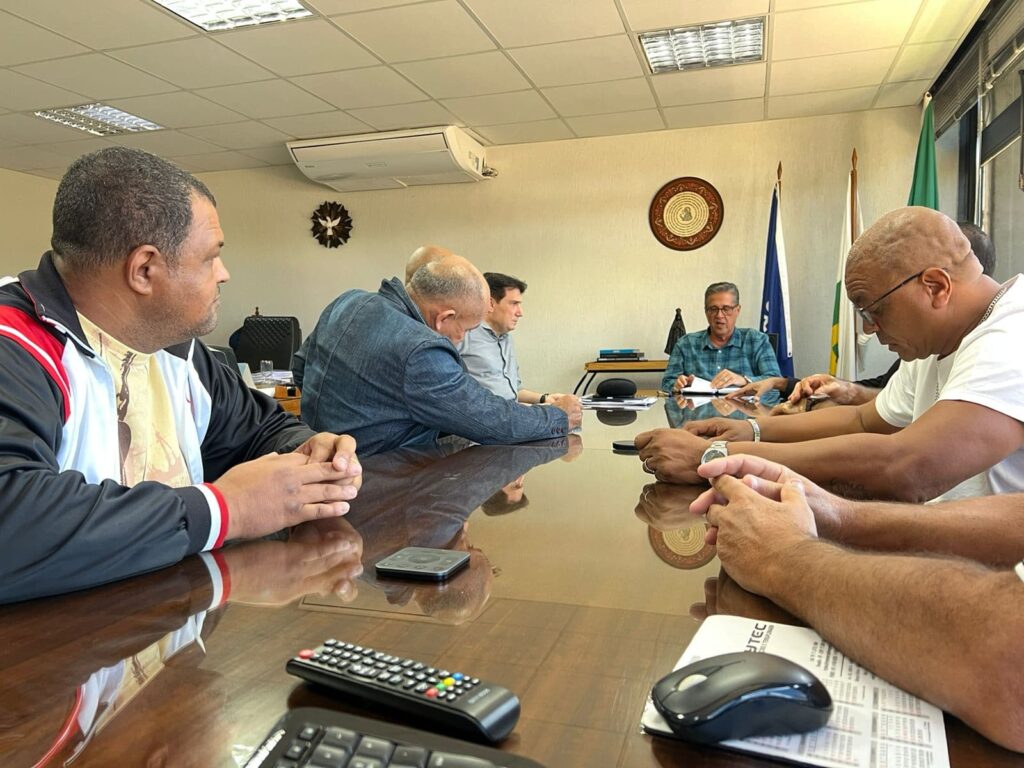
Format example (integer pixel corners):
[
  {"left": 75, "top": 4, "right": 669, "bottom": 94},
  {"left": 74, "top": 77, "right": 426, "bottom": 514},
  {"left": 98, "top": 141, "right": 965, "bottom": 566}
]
[
  {"left": 52, "top": 146, "right": 215, "bottom": 270},
  {"left": 704, "top": 282, "right": 740, "bottom": 305},
  {"left": 409, "top": 258, "right": 485, "bottom": 306}
]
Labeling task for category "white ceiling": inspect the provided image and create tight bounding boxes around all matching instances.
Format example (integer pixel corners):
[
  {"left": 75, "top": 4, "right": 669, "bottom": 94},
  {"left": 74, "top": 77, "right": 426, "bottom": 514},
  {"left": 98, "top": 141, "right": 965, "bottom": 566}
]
[{"left": 0, "top": 0, "right": 988, "bottom": 180}]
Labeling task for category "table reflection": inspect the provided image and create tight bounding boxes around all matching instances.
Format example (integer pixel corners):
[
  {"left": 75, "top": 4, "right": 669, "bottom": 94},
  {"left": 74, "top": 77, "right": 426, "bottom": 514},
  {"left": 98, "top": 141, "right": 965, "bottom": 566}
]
[
  {"left": 664, "top": 395, "right": 773, "bottom": 428},
  {"left": 634, "top": 481, "right": 717, "bottom": 570},
  {"left": 309, "top": 438, "right": 570, "bottom": 624}
]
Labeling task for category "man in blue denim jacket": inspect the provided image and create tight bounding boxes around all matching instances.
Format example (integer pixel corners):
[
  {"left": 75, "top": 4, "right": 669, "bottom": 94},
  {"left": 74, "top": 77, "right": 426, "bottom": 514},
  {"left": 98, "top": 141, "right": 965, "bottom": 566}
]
[{"left": 295, "top": 255, "right": 581, "bottom": 455}]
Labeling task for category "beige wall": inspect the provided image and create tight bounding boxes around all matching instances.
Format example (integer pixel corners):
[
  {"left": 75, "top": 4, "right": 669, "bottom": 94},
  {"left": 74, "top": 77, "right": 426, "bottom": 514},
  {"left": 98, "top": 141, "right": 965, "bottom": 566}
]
[
  {"left": 0, "top": 107, "right": 958, "bottom": 393},
  {"left": 0, "top": 168, "right": 57, "bottom": 274},
  {"left": 202, "top": 105, "right": 957, "bottom": 390}
]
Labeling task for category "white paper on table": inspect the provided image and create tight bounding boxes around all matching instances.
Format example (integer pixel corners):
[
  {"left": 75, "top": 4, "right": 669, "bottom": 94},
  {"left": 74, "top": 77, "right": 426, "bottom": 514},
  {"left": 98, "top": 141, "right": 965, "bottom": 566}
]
[
  {"left": 641, "top": 615, "right": 949, "bottom": 768},
  {"left": 678, "top": 376, "right": 741, "bottom": 396}
]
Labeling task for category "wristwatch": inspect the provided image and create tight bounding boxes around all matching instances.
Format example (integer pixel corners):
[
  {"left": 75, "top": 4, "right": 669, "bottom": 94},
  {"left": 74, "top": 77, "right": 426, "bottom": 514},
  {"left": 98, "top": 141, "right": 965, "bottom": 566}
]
[{"left": 700, "top": 440, "right": 729, "bottom": 464}]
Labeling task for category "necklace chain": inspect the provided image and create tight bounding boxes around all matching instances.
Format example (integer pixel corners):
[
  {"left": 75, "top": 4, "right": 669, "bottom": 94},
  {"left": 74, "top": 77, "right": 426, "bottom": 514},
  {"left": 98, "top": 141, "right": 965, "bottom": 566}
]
[{"left": 935, "top": 280, "right": 1011, "bottom": 400}]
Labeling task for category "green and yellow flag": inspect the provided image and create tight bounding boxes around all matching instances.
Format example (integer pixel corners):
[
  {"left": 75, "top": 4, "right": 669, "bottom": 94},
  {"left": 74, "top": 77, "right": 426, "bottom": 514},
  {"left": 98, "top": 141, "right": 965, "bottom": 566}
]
[
  {"left": 830, "top": 150, "right": 862, "bottom": 378},
  {"left": 908, "top": 95, "right": 939, "bottom": 209}
]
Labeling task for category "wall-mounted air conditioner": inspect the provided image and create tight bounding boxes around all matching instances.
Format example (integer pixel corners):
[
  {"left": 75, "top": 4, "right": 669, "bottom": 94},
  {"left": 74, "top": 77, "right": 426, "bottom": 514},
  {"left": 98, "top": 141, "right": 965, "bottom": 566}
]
[{"left": 286, "top": 125, "right": 492, "bottom": 192}]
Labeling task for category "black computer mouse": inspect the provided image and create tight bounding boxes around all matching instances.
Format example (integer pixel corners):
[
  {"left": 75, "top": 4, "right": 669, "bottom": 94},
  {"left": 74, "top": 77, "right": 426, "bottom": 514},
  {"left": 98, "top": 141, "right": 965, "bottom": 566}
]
[{"left": 651, "top": 652, "right": 832, "bottom": 744}]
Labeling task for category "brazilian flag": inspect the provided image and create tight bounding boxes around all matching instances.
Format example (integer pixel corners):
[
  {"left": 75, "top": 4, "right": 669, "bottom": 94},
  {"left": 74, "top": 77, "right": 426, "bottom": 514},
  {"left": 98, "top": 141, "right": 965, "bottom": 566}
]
[{"left": 908, "top": 98, "right": 939, "bottom": 209}]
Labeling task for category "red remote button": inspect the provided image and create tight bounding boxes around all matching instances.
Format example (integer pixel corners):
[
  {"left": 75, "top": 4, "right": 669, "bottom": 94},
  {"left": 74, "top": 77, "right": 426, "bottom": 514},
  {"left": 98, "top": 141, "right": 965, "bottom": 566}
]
[
  {"left": 298, "top": 649, "right": 314, "bottom": 659},
  {"left": 425, "top": 688, "right": 438, "bottom": 698}
]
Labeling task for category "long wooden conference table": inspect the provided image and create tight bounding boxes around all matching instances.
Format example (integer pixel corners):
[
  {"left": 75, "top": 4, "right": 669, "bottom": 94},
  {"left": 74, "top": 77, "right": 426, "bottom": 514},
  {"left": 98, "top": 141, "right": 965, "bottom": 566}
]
[{"left": 1, "top": 401, "right": 1019, "bottom": 768}]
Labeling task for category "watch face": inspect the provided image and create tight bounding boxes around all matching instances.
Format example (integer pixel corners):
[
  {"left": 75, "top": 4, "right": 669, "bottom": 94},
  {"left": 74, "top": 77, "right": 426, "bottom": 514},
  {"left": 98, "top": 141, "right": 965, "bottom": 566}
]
[{"left": 703, "top": 449, "right": 728, "bottom": 463}]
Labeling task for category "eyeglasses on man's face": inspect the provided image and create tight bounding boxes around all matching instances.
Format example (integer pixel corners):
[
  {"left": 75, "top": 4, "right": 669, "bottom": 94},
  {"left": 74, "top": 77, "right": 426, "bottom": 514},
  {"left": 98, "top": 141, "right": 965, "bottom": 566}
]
[
  {"left": 855, "top": 270, "right": 925, "bottom": 325},
  {"left": 705, "top": 305, "right": 738, "bottom": 316}
]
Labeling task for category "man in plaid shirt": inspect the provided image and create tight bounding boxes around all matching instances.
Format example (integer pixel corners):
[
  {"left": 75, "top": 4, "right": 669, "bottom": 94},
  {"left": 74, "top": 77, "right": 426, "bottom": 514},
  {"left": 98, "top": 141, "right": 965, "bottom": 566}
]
[{"left": 662, "top": 281, "right": 780, "bottom": 393}]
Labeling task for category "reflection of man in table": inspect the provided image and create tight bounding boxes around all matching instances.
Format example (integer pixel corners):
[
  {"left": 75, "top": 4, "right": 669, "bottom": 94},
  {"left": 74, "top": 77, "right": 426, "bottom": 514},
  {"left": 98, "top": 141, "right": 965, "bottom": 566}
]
[
  {"left": 664, "top": 395, "right": 766, "bottom": 428},
  {"left": 344, "top": 439, "right": 568, "bottom": 623},
  {"left": 662, "top": 281, "right": 780, "bottom": 394},
  {"left": 0, "top": 524, "right": 362, "bottom": 766}
]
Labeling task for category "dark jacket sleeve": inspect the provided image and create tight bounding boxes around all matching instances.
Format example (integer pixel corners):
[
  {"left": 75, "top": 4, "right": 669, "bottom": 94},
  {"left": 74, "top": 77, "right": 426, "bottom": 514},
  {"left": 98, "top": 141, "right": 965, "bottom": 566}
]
[
  {"left": 0, "top": 339, "right": 315, "bottom": 604},
  {"left": 0, "top": 338, "right": 229, "bottom": 603},
  {"left": 403, "top": 340, "right": 568, "bottom": 445},
  {"left": 191, "top": 341, "right": 316, "bottom": 481},
  {"left": 854, "top": 359, "right": 900, "bottom": 390}
]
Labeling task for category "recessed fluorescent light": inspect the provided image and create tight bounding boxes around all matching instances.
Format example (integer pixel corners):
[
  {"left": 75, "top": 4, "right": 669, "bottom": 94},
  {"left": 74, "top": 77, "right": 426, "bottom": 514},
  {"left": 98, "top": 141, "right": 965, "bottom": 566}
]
[
  {"left": 640, "top": 17, "right": 765, "bottom": 74},
  {"left": 34, "top": 104, "right": 164, "bottom": 136},
  {"left": 152, "top": 0, "right": 312, "bottom": 31}
]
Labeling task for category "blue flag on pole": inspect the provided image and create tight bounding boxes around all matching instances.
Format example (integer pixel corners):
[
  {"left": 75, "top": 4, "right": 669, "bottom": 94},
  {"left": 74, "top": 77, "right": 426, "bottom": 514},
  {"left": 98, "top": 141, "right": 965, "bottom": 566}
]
[{"left": 760, "top": 183, "right": 794, "bottom": 377}]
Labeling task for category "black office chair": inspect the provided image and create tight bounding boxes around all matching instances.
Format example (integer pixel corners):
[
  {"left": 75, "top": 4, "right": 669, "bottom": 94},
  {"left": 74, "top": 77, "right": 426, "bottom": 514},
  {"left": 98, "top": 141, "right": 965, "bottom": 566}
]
[
  {"left": 767, "top": 332, "right": 780, "bottom": 353},
  {"left": 232, "top": 315, "right": 302, "bottom": 370}
]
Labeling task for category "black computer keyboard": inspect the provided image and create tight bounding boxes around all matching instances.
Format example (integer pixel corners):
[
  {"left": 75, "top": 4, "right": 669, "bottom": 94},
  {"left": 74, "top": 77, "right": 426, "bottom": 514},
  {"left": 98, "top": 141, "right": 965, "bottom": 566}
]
[{"left": 245, "top": 707, "right": 546, "bottom": 768}]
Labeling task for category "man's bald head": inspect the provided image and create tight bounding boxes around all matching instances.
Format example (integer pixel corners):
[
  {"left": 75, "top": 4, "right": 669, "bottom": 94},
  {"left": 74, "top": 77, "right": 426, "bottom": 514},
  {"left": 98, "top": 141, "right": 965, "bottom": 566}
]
[
  {"left": 405, "top": 244, "right": 454, "bottom": 283},
  {"left": 845, "top": 207, "right": 1000, "bottom": 361},
  {"left": 847, "top": 207, "right": 973, "bottom": 284},
  {"left": 407, "top": 254, "right": 488, "bottom": 344}
]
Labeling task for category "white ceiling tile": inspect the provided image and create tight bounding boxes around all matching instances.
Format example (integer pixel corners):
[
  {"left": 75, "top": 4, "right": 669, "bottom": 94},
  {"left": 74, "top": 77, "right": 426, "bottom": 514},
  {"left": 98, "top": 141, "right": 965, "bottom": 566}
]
[
  {"left": 474, "top": 118, "right": 573, "bottom": 144},
  {"left": 240, "top": 145, "right": 294, "bottom": 165},
  {"left": 773, "top": 0, "right": 860, "bottom": 10},
  {"left": 770, "top": 48, "right": 897, "bottom": 96},
  {"left": 312, "top": 0, "right": 426, "bottom": 12},
  {"left": 652, "top": 62, "right": 766, "bottom": 106},
  {"left": 543, "top": 78, "right": 655, "bottom": 116},
  {"left": 566, "top": 109, "right": 664, "bottom": 137},
  {"left": 664, "top": 97, "right": 764, "bottom": 128},
  {"left": 0, "top": 70, "right": 87, "bottom": 111},
  {"left": 217, "top": 19, "right": 378, "bottom": 77},
  {"left": 509, "top": 36, "right": 645, "bottom": 88},
  {"left": 0, "top": 0, "right": 196, "bottom": 49},
  {"left": 171, "top": 151, "right": 268, "bottom": 173},
  {"left": 889, "top": 41, "right": 954, "bottom": 82},
  {"left": 462, "top": 0, "right": 624, "bottom": 47},
  {"left": 619, "top": 0, "right": 769, "bottom": 31},
  {"left": 909, "top": 0, "right": 987, "bottom": 44},
  {"left": 767, "top": 85, "right": 878, "bottom": 119},
  {"left": 14, "top": 54, "right": 178, "bottom": 100},
  {"left": 111, "top": 38, "right": 275, "bottom": 89},
  {"left": 773, "top": 0, "right": 920, "bottom": 60},
  {"left": 875, "top": 79, "right": 930, "bottom": 108},
  {"left": 0, "top": 113, "right": 93, "bottom": 144},
  {"left": 0, "top": 144, "right": 73, "bottom": 170},
  {"left": 182, "top": 121, "right": 292, "bottom": 150},
  {"left": 346, "top": 101, "right": 461, "bottom": 130},
  {"left": 110, "top": 130, "right": 225, "bottom": 156},
  {"left": 31, "top": 137, "right": 118, "bottom": 158},
  {"left": 108, "top": 92, "right": 246, "bottom": 129},
  {"left": 442, "top": 90, "right": 555, "bottom": 124},
  {"left": 263, "top": 111, "right": 372, "bottom": 138},
  {"left": 196, "top": 80, "right": 334, "bottom": 119},
  {"left": 334, "top": 0, "right": 495, "bottom": 63},
  {"left": 396, "top": 52, "right": 530, "bottom": 99},
  {"left": 291, "top": 67, "right": 427, "bottom": 109},
  {"left": 0, "top": 11, "right": 88, "bottom": 65}
]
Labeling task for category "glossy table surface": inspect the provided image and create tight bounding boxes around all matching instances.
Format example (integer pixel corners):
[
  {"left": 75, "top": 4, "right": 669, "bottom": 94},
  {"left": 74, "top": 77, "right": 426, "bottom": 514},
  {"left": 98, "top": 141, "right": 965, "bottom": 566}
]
[{"left": 2, "top": 400, "right": 1020, "bottom": 768}]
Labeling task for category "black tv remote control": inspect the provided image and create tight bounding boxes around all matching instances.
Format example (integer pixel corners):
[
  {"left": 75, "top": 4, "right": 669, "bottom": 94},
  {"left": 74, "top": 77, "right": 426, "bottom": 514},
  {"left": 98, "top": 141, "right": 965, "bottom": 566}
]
[{"left": 287, "top": 639, "right": 521, "bottom": 743}]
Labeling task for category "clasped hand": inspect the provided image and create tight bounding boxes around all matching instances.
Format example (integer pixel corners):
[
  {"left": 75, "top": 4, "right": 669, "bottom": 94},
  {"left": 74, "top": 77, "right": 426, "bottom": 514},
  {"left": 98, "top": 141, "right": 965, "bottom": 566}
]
[
  {"left": 216, "top": 432, "right": 363, "bottom": 541},
  {"left": 219, "top": 518, "right": 364, "bottom": 605}
]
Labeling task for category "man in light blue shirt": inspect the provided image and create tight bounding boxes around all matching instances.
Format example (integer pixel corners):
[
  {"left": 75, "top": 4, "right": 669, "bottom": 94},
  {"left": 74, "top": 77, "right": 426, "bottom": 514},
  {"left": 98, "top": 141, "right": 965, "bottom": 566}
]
[{"left": 458, "top": 273, "right": 578, "bottom": 410}]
